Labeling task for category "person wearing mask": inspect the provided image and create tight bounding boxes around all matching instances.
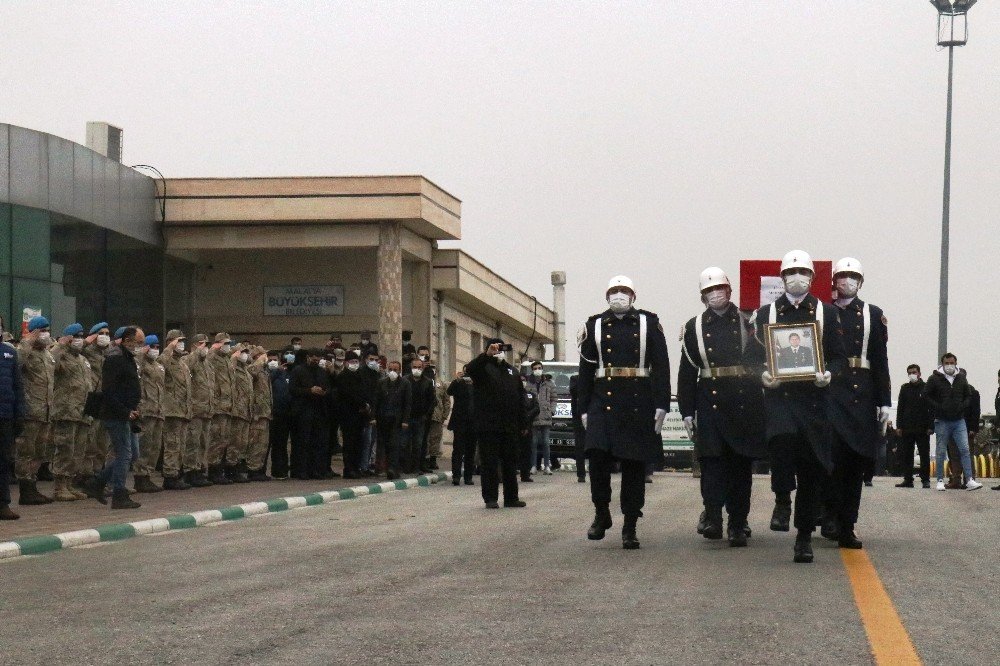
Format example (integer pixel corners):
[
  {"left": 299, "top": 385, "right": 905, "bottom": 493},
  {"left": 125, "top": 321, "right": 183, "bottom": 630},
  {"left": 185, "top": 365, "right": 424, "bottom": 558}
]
[
  {"left": 327, "top": 334, "right": 344, "bottom": 351},
  {"left": 569, "top": 374, "right": 586, "bottom": 482},
  {"left": 207, "top": 333, "right": 236, "bottom": 485},
  {"left": 948, "top": 384, "right": 982, "bottom": 489},
  {"left": 0, "top": 316, "right": 26, "bottom": 519},
  {"left": 82, "top": 326, "right": 144, "bottom": 510},
  {"left": 374, "top": 360, "right": 411, "bottom": 480},
  {"left": 402, "top": 331, "right": 416, "bottom": 360},
  {"left": 401, "top": 358, "right": 436, "bottom": 473},
  {"left": 159, "top": 330, "right": 193, "bottom": 491},
  {"left": 15, "top": 315, "right": 56, "bottom": 505},
  {"left": 467, "top": 339, "right": 528, "bottom": 509},
  {"left": 79, "top": 322, "right": 111, "bottom": 481},
  {"left": 578, "top": 276, "right": 670, "bottom": 549},
  {"left": 246, "top": 347, "right": 273, "bottom": 481},
  {"left": 267, "top": 350, "right": 293, "bottom": 479},
  {"left": 359, "top": 331, "right": 379, "bottom": 360},
  {"left": 133, "top": 335, "right": 166, "bottom": 493},
  {"left": 182, "top": 334, "right": 215, "bottom": 487},
  {"left": 226, "top": 343, "right": 254, "bottom": 483},
  {"left": 426, "top": 365, "right": 450, "bottom": 472},
  {"left": 677, "top": 268, "right": 766, "bottom": 547},
  {"left": 359, "top": 352, "right": 383, "bottom": 475},
  {"left": 289, "top": 349, "right": 331, "bottom": 479},
  {"left": 895, "top": 365, "right": 934, "bottom": 488},
  {"left": 336, "top": 351, "right": 370, "bottom": 478},
  {"left": 321, "top": 351, "right": 343, "bottom": 466},
  {"left": 519, "top": 377, "right": 541, "bottom": 483},
  {"left": 750, "top": 251, "right": 846, "bottom": 563},
  {"left": 526, "top": 361, "right": 557, "bottom": 475},
  {"left": 49, "top": 324, "right": 93, "bottom": 501},
  {"left": 923, "top": 354, "right": 982, "bottom": 491},
  {"left": 448, "top": 367, "right": 476, "bottom": 486},
  {"left": 288, "top": 337, "right": 303, "bottom": 355}
]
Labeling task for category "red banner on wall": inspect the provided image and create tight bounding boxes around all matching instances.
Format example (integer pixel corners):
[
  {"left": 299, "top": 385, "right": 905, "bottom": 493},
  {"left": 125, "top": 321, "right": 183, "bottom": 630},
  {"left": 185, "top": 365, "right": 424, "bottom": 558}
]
[{"left": 739, "top": 260, "right": 833, "bottom": 311}]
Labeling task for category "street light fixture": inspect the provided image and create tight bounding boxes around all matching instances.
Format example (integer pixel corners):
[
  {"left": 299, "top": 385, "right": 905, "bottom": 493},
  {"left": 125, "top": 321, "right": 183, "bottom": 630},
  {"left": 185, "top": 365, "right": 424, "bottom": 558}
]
[{"left": 929, "top": 0, "right": 975, "bottom": 359}]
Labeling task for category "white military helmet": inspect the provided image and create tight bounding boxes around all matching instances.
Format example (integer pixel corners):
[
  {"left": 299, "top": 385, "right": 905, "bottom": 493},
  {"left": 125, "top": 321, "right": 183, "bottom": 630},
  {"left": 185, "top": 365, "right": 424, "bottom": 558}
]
[
  {"left": 779, "top": 250, "right": 814, "bottom": 275},
  {"left": 833, "top": 257, "right": 864, "bottom": 279},
  {"left": 606, "top": 275, "right": 635, "bottom": 297},
  {"left": 699, "top": 267, "right": 731, "bottom": 292}
]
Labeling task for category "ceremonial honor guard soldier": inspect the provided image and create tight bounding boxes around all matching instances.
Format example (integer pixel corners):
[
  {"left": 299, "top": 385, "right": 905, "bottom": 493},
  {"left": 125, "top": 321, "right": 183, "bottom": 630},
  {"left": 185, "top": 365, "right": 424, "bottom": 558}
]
[
  {"left": 821, "top": 257, "right": 890, "bottom": 549},
  {"left": 750, "top": 250, "right": 846, "bottom": 563},
  {"left": 677, "top": 267, "right": 766, "bottom": 547},
  {"left": 578, "top": 275, "right": 670, "bottom": 550}
]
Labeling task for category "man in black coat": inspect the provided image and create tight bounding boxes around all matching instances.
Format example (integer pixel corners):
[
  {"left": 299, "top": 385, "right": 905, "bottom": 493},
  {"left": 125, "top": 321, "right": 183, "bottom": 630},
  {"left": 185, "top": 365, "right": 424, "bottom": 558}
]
[
  {"left": 519, "top": 378, "right": 541, "bottom": 482},
  {"left": 374, "top": 361, "right": 410, "bottom": 480},
  {"left": 447, "top": 367, "right": 476, "bottom": 485},
  {"left": 776, "top": 334, "right": 813, "bottom": 370},
  {"left": 923, "top": 354, "right": 982, "bottom": 491},
  {"left": 678, "top": 267, "right": 766, "bottom": 547},
  {"left": 0, "top": 317, "right": 26, "bottom": 520},
  {"left": 466, "top": 338, "right": 528, "bottom": 509},
  {"left": 578, "top": 276, "right": 670, "bottom": 550},
  {"left": 569, "top": 375, "right": 586, "bottom": 483},
  {"left": 750, "top": 251, "right": 846, "bottom": 563},
  {"left": 400, "top": 358, "right": 435, "bottom": 473},
  {"left": 336, "top": 351, "right": 371, "bottom": 479},
  {"left": 288, "top": 349, "right": 332, "bottom": 479},
  {"left": 894, "top": 364, "right": 934, "bottom": 488}
]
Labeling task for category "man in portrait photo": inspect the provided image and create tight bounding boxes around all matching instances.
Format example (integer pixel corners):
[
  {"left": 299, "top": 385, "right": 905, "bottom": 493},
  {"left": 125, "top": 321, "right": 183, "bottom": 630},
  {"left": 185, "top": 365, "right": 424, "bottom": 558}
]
[{"left": 777, "top": 332, "right": 813, "bottom": 371}]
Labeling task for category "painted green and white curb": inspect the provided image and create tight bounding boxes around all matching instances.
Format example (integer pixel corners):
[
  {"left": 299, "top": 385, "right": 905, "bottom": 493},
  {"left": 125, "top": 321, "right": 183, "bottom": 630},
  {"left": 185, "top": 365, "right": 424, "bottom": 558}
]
[{"left": 0, "top": 472, "right": 451, "bottom": 560}]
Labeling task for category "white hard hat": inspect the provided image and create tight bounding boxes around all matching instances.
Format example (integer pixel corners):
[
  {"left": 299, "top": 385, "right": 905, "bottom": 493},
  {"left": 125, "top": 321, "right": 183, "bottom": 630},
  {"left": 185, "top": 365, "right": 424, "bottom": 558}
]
[
  {"left": 779, "top": 250, "right": 814, "bottom": 275},
  {"left": 699, "top": 267, "right": 731, "bottom": 292},
  {"left": 606, "top": 275, "right": 635, "bottom": 296},
  {"left": 833, "top": 257, "right": 864, "bottom": 279}
]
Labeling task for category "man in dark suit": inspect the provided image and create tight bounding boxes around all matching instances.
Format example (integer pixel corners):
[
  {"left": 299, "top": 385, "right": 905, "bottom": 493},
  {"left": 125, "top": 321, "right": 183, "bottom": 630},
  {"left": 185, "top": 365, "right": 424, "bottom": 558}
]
[{"left": 776, "top": 333, "right": 813, "bottom": 371}]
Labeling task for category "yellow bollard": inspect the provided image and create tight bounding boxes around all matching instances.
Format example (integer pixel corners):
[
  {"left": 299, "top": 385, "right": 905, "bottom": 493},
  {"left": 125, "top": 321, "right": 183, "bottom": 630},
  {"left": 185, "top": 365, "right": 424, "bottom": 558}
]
[
  {"left": 975, "top": 455, "right": 984, "bottom": 478},
  {"left": 930, "top": 460, "right": 936, "bottom": 477}
]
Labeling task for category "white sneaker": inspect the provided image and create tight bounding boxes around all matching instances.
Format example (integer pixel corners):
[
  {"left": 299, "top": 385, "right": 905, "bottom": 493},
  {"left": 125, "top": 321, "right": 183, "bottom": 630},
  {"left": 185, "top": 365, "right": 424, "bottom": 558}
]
[
  {"left": 530, "top": 466, "right": 537, "bottom": 474},
  {"left": 966, "top": 479, "right": 983, "bottom": 491},
  {"left": 936, "top": 481, "right": 946, "bottom": 491},
  {"left": 543, "top": 466, "right": 552, "bottom": 475}
]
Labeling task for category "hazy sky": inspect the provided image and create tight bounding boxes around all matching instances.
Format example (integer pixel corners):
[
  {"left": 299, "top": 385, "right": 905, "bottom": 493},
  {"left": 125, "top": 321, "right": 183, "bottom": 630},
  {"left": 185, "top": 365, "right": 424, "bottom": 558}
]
[{"left": 3, "top": 1, "right": 998, "bottom": 404}]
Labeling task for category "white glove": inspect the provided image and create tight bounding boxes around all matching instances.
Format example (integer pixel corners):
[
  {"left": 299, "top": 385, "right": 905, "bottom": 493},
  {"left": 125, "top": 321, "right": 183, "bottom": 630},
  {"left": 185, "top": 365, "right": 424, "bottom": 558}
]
[
  {"left": 878, "top": 406, "right": 891, "bottom": 423},
  {"left": 761, "top": 371, "right": 781, "bottom": 389},
  {"left": 581, "top": 414, "right": 588, "bottom": 430},
  {"left": 814, "top": 371, "right": 832, "bottom": 388},
  {"left": 683, "top": 416, "right": 695, "bottom": 439},
  {"left": 654, "top": 408, "right": 667, "bottom": 434}
]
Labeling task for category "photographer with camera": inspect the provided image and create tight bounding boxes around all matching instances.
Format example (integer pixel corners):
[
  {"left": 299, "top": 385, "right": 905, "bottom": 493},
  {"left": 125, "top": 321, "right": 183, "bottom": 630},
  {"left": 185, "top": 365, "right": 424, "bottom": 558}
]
[{"left": 466, "top": 338, "right": 528, "bottom": 509}]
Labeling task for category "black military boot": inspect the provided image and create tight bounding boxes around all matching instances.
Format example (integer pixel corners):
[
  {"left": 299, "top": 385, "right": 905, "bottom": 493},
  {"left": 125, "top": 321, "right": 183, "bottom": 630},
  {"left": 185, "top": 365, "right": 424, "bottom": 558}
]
[
  {"left": 587, "top": 506, "right": 613, "bottom": 540},
  {"left": 110, "top": 488, "right": 141, "bottom": 510},
  {"left": 0, "top": 503, "right": 20, "bottom": 520},
  {"left": 82, "top": 476, "right": 109, "bottom": 505},
  {"left": 622, "top": 516, "right": 640, "bottom": 550},
  {"left": 208, "top": 465, "right": 232, "bottom": 485},
  {"left": 248, "top": 468, "right": 272, "bottom": 482},
  {"left": 428, "top": 457, "right": 439, "bottom": 470},
  {"left": 769, "top": 494, "right": 792, "bottom": 532},
  {"left": 793, "top": 531, "right": 814, "bottom": 563},
  {"left": 820, "top": 515, "right": 840, "bottom": 541},
  {"left": 838, "top": 524, "right": 863, "bottom": 549},
  {"left": 37, "top": 463, "right": 54, "bottom": 481},
  {"left": 133, "top": 475, "right": 163, "bottom": 493},
  {"left": 702, "top": 506, "right": 724, "bottom": 540},
  {"left": 162, "top": 475, "right": 191, "bottom": 491},
  {"left": 18, "top": 480, "right": 52, "bottom": 505},
  {"left": 185, "top": 470, "right": 213, "bottom": 488},
  {"left": 728, "top": 521, "right": 749, "bottom": 548},
  {"left": 227, "top": 464, "right": 250, "bottom": 484},
  {"left": 696, "top": 509, "right": 708, "bottom": 535}
]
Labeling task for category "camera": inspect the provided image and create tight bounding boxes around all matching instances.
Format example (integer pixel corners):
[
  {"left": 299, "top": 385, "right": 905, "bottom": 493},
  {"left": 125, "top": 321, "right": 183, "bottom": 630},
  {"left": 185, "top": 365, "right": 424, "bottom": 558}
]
[{"left": 495, "top": 343, "right": 513, "bottom": 352}]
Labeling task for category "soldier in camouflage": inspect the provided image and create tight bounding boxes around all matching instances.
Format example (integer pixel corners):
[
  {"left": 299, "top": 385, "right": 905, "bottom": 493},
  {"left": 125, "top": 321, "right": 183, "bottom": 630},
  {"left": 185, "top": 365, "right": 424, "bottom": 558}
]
[
  {"left": 226, "top": 344, "right": 254, "bottom": 483},
  {"left": 50, "top": 323, "right": 93, "bottom": 501},
  {"left": 160, "top": 330, "right": 193, "bottom": 490},
  {"left": 133, "top": 334, "right": 165, "bottom": 493},
  {"left": 80, "top": 322, "right": 111, "bottom": 480},
  {"left": 247, "top": 346, "right": 273, "bottom": 481},
  {"left": 207, "top": 332, "right": 236, "bottom": 485},
  {"left": 182, "top": 333, "right": 215, "bottom": 487},
  {"left": 16, "top": 315, "right": 56, "bottom": 505}
]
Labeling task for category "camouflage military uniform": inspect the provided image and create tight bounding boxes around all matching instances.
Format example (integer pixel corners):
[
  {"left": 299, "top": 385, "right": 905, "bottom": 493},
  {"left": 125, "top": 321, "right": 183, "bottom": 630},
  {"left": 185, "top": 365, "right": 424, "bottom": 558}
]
[
  {"left": 427, "top": 381, "right": 451, "bottom": 460},
  {"left": 227, "top": 356, "right": 254, "bottom": 468},
  {"left": 81, "top": 343, "right": 109, "bottom": 473},
  {"left": 15, "top": 340, "right": 55, "bottom": 480},
  {"left": 134, "top": 353, "right": 165, "bottom": 477},
  {"left": 248, "top": 360, "right": 273, "bottom": 473},
  {"left": 183, "top": 347, "right": 215, "bottom": 474},
  {"left": 160, "top": 347, "right": 193, "bottom": 479},
  {"left": 207, "top": 347, "right": 235, "bottom": 469},
  {"left": 50, "top": 342, "right": 93, "bottom": 499}
]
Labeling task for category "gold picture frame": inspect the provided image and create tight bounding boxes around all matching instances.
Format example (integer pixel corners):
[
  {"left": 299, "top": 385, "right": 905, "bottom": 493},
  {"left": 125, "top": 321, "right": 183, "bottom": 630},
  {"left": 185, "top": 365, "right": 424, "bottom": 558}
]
[{"left": 764, "top": 322, "right": 825, "bottom": 382}]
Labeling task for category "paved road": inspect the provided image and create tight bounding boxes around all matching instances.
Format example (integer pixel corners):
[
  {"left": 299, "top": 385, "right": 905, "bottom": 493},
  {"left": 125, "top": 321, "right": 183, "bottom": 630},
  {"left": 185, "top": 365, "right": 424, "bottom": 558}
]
[{"left": 1, "top": 473, "right": 997, "bottom": 665}]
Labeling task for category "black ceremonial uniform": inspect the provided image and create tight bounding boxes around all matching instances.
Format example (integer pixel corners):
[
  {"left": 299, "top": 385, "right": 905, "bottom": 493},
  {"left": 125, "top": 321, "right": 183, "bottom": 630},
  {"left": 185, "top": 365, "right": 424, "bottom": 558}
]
[
  {"left": 578, "top": 308, "right": 670, "bottom": 522},
  {"left": 825, "top": 297, "right": 890, "bottom": 534},
  {"left": 678, "top": 303, "right": 766, "bottom": 536},
  {"left": 750, "top": 294, "right": 846, "bottom": 533}
]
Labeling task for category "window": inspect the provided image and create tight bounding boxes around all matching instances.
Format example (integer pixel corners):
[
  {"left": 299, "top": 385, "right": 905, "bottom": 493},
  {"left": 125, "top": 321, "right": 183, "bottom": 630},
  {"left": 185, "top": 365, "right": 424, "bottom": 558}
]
[
  {"left": 470, "top": 330, "right": 482, "bottom": 358},
  {"left": 11, "top": 206, "right": 49, "bottom": 280}
]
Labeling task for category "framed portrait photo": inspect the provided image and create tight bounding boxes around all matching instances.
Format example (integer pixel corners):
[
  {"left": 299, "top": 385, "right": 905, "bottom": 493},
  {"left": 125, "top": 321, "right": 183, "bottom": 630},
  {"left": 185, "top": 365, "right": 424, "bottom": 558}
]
[{"left": 764, "top": 322, "right": 825, "bottom": 382}]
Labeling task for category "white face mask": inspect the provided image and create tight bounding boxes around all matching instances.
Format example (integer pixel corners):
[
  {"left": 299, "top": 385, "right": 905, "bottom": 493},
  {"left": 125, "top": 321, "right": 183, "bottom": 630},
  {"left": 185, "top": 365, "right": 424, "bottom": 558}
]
[
  {"left": 292, "top": 344, "right": 301, "bottom": 351},
  {"left": 334, "top": 360, "right": 344, "bottom": 368},
  {"left": 267, "top": 360, "right": 279, "bottom": 370},
  {"left": 705, "top": 289, "right": 730, "bottom": 310},
  {"left": 239, "top": 352, "right": 249, "bottom": 363},
  {"left": 96, "top": 334, "right": 110, "bottom": 347},
  {"left": 347, "top": 362, "right": 360, "bottom": 372},
  {"left": 835, "top": 276, "right": 860, "bottom": 299},
  {"left": 175, "top": 342, "right": 186, "bottom": 353},
  {"left": 607, "top": 293, "right": 632, "bottom": 314},
  {"left": 367, "top": 361, "right": 380, "bottom": 371},
  {"left": 147, "top": 349, "right": 160, "bottom": 360},
  {"left": 493, "top": 353, "right": 506, "bottom": 361},
  {"left": 388, "top": 370, "right": 399, "bottom": 381},
  {"left": 221, "top": 344, "right": 232, "bottom": 354},
  {"left": 38, "top": 332, "right": 51, "bottom": 343},
  {"left": 199, "top": 346, "right": 209, "bottom": 358},
  {"left": 71, "top": 338, "right": 85, "bottom": 349},
  {"left": 532, "top": 369, "right": 543, "bottom": 377},
  {"left": 318, "top": 359, "right": 328, "bottom": 369},
  {"left": 361, "top": 339, "right": 370, "bottom": 345},
  {"left": 908, "top": 373, "right": 919, "bottom": 383},
  {"left": 783, "top": 273, "right": 812, "bottom": 297},
  {"left": 411, "top": 368, "right": 423, "bottom": 378},
  {"left": 419, "top": 354, "right": 429, "bottom": 361},
  {"left": 943, "top": 364, "right": 957, "bottom": 376}
]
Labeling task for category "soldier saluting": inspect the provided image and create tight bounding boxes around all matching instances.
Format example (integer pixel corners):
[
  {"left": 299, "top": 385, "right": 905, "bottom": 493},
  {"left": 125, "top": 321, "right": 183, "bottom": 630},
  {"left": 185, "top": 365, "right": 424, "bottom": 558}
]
[
  {"left": 677, "top": 267, "right": 766, "bottom": 547},
  {"left": 578, "top": 275, "right": 670, "bottom": 550}
]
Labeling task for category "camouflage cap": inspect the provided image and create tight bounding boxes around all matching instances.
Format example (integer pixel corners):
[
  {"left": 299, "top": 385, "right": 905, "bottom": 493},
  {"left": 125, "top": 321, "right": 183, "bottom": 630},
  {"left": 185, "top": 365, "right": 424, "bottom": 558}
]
[
  {"left": 192, "top": 333, "right": 208, "bottom": 344},
  {"left": 165, "top": 329, "right": 186, "bottom": 342},
  {"left": 214, "top": 332, "right": 231, "bottom": 343}
]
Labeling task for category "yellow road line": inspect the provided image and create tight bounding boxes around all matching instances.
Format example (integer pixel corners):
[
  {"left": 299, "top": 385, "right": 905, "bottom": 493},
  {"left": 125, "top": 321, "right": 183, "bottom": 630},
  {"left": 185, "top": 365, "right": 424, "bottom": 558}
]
[{"left": 840, "top": 549, "right": 922, "bottom": 665}]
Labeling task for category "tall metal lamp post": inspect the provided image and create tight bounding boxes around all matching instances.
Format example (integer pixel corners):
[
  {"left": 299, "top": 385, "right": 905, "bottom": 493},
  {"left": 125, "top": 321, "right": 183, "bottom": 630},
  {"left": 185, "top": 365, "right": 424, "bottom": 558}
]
[{"left": 930, "top": 0, "right": 975, "bottom": 359}]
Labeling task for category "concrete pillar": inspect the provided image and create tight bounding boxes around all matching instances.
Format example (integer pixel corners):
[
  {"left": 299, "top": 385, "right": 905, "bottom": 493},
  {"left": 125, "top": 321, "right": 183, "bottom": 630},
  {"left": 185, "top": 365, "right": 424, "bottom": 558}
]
[
  {"left": 412, "top": 260, "right": 432, "bottom": 358},
  {"left": 552, "top": 271, "right": 567, "bottom": 361},
  {"left": 377, "top": 222, "right": 403, "bottom": 365}
]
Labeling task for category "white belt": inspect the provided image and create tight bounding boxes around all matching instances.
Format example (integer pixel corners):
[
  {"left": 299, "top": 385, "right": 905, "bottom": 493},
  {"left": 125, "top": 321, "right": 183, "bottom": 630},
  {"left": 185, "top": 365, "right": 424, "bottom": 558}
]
[{"left": 596, "top": 367, "right": 651, "bottom": 379}]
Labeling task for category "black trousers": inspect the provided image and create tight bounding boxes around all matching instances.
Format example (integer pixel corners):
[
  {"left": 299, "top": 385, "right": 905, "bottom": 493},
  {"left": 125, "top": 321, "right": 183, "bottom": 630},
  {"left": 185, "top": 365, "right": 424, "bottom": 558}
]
[
  {"left": 291, "top": 409, "right": 329, "bottom": 478},
  {"left": 478, "top": 429, "right": 520, "bottom": 504},
  {"left": 825, "top": 435, "right": 869, "bottom": 528},
  {"left": 0, "top": 419, "right": 14, "bottom": 505},
  {"left": 769, "top": 435, "right": 824, "bottom": 532},
  {"left": 268, "top": 413, "right": 293, "bottom": 477},
  {"left": 589, "top": 449, "right": 645, "bottom": 518},
  {"left": 898, "top": 432, "right": 930, "bottom": 483},
  {"left": 377, "top": 419, "right": 402, "bottom": 472},
  {"left": 700, "top": 447, "right": 754, "bottom": 528},
  {"left": 770, "top": 455, "right": 798, "bottom": 495},
  {"left": 451, "top": 428, "right": 476, "bottom": 481},
  {"left": 341, "top": 419, "right": 365, "bottom": 473},
  {"left": 518, "top": 433, "right": 533, "bottom": 478},
  {"left": 574, "top": 425, "right": 587, "bottom": 479}
]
